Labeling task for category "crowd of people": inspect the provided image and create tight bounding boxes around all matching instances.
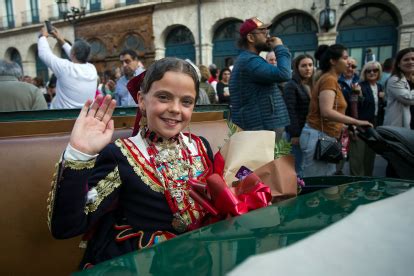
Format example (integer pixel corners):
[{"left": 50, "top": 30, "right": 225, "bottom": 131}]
[{"left": 0, "top": 17, "right": 413, "bottom": 270}]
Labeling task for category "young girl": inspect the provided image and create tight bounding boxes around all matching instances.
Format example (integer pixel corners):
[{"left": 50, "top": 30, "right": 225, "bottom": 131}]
[{"left": 47, "top": 57, "right": 214, "bottom": 268}]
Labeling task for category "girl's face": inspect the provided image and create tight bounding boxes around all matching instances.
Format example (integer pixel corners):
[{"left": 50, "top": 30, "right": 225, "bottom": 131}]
[
  {"left": 138, "top": 71, "right": 196, "bottom": 139},
  {"left": 222, "top": 70, "right": 231, "bottom": 83},
  {"left": 334, "top": 50, "right": 349, "bottom": 74},
  {"left": 365, "top": 66, "right": 380, "bottom": 82},
  {"left": 298, "top": 58, "right": 314, "bottom": 80},
  {"left": 399, "top": 52, "right": 414, "bottom": 75}
]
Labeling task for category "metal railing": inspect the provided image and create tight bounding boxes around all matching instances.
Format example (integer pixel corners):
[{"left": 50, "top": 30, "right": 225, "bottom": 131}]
[
  {"left": 0, "top": 14, "right": 15, "bottom": 30},
  {"left": 48, "top": 4, "right": 64, "bottom": 20}
]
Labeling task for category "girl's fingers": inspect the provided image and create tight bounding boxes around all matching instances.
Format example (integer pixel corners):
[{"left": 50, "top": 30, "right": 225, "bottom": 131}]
[
  {"left": 95, "top": 95, "right": 112, "bottom": 121},
  {"left": 102, "top": 99, "right": 117, "bottom": 125},
  {"left": 79, "top": 99, "right": 92, "bottom": 118},
  {"left": 87, "top": 95, "right": 104, "bottom": 118}
]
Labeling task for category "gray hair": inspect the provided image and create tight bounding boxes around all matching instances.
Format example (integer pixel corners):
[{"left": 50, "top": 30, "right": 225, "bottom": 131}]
[
  {"left": 71, "top": 39, "right": 91, "bottom": 63},
  {"left": 0, "top": 59, "right": 23, "bottom": 79}
]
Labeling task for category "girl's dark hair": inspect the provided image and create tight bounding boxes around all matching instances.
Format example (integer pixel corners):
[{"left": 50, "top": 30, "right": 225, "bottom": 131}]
[
  {"left": 318, "top": 44, "right": 347, "bottom": 73},
  {"left": 141, "top": 57, "right": 200, "bottom": 100},
  {"left": 292, "top": 54, "right": 315, "bottom": 87},
  {"left": 391, "top": 47, "right": 414, "bottom": 79},
  {"left": 218, "top": 67, "right": 231, "bottom": 81}
]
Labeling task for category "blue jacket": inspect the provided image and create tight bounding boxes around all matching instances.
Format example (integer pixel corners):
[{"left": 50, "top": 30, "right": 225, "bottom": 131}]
[
  {"left": 338, "top": 73, "right": 359, "bottom": 104},
  {"left": 358, "top": 81, "right": 385, "bottom": 124},
  {"left": 229, "top": 46, "right": 291, "bottom": 130}
]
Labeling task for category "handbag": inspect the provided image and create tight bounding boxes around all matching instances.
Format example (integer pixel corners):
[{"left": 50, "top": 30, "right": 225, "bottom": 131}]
[
  {"left": 313, "top": 93, "right": 343, "bottom": 164},
  {"left": 314, "top": 133, "right": 343, "bottom": 163}
]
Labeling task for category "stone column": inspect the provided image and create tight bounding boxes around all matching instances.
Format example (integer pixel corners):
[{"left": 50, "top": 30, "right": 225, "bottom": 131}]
[
  {"left": 21, "top": 61, "right": 36, "bottom": 78},
  {"left": 154, "top": 47, "right": 166, "bottom": 60},
  {"left": 398, "top": 24, "right": 414, "bottom": 50},
  {"left": 316, "top": 32, "right": 338, "bottom": 46},
  {"left": 199, "top": 43, "right": 213, "bottom": 66}
]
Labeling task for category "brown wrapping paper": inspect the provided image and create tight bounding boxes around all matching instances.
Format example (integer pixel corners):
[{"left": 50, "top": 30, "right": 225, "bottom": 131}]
[
  {"left": 219, "top": 131, "right": 275, "bottom": 185},
  {"left": 254, "top": 155, "right": 297, "bottom": 199}
]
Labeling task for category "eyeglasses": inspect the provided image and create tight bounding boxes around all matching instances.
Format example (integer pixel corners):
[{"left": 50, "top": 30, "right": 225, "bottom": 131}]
[
  {"left": 366, "top": 68, "right": 379, "bottom": 74},
  {"left": 251, "top": 29, "right": 269, "bottom": 35}
]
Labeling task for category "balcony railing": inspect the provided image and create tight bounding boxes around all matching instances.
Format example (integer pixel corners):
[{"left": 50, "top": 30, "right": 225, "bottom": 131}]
[
  {"left": 21, "top": 9, "right": 40, "bottom": 26},
  {"left": 48, "top": 4, "right": 64, "bottom": 21},
  {"left": 0, "top": 14, "right": 15, "bottom": 30}
]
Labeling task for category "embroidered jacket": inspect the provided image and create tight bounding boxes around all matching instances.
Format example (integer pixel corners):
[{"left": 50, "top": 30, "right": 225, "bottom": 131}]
[{"left": 47, "top": 133, "right": 213, "bottom": 267}]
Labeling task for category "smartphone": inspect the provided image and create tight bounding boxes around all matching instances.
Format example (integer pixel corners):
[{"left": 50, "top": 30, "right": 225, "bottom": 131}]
[{"left": 45, "top": 21, "right": 53, "bottom": 33}]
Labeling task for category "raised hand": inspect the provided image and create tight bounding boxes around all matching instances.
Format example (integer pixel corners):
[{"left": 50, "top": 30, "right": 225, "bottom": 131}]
[{"left": 69, "top": 95, "right": 117, "bottom": 155}]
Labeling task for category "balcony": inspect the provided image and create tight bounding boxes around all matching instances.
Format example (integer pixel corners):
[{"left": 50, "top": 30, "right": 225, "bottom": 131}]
[
  {"left": 0, "top": 14, "right": 15, "bottom": 30},
  {"left": 115, "top": 0, "right": 140, "bottom": 8},
  {"left": 21, "top": 9, "right": 40, "bottom": 26},
  {"left": 48, "top": 4, "right": 64, "bottom": 21}
]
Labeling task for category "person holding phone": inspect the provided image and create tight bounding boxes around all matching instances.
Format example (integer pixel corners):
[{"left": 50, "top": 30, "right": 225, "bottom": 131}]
[{"left": 37, "top": 24, "right": 97, "bottom": 109}]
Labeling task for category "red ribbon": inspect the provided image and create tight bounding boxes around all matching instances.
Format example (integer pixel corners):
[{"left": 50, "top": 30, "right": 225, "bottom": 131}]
[{"left": 188, "top": 173, "right": 271, "bottom": 218}]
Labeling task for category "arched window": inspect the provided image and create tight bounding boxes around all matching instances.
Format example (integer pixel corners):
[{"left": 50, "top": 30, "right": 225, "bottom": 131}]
[
  {"left": 213, "top": 19, "right": 242, "bottom": 69},
  {"left": 88, "top": 39, "right": 107, "bottom": 61},
  {"left": 337, "top": 4, "right": 398, "bottom": 67},
  {"left": 7, "top": 48, "right": 22, "bottom": 68},
  {"left": 121, "top": 34, "right": 146, "bottom": 53},
  {"left": 270, "top": 13, "right": 318, "bottom": 58},
  {"left": 165, "top": 26, "right": 195, "bottom": 62}
]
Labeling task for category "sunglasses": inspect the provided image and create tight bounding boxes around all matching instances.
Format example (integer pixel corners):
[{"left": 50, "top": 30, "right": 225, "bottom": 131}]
[
  {"left": 366, "top": 68, "right": 379, "bottom": 74},
  {"left": 251, "top": 29, "right": 269, "bottom": 35}
]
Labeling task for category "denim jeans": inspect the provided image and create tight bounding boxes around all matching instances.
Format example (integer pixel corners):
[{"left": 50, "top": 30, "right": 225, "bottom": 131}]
[{"left": 299, "top": 124, "right": 336, "bottom": 177}]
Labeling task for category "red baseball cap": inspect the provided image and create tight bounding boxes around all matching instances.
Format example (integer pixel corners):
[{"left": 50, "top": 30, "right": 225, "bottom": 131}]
[{"left": 239, "top": 17, "right": 271, "bottom": 37}]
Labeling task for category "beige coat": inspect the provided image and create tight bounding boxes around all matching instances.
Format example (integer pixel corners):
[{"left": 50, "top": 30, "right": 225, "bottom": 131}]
[{"left": 383, "top": 75, "right": 414, "bottom": 128}]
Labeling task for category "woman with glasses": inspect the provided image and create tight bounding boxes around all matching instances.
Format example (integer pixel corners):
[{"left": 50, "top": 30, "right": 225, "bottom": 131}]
[{"left": 348, "top": 61, "right": 384, "bottom": 176}]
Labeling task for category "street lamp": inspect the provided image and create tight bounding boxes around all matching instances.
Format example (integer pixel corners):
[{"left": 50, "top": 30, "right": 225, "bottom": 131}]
[{"left": 56, "top": 0, "right": 88, "bottom": 24}]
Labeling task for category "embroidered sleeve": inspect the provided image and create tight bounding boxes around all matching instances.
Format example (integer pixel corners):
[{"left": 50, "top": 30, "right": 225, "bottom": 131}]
[{"left": 47, "top": 144, "right": 122, "bottom": 239}]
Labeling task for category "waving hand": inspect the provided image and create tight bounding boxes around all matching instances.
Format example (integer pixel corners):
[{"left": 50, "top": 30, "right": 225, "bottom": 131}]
[{"left": 69, "top": 95, "right": 117, "bottom": 155}]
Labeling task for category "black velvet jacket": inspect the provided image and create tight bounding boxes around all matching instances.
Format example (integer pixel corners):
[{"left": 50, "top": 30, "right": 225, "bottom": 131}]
[{"left": 47, "top": 134, "right": 213, "bottom": 268}]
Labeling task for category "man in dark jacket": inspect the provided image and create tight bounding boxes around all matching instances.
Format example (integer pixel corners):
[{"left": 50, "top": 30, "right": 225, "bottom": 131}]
[{"left": 229, "top": 17, "right": 291, "bottom": 138}]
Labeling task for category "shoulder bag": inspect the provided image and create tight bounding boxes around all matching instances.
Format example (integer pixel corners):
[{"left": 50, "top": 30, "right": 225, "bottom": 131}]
[{"left": 313, "top": 93, "right": 343, "bottom": 164}]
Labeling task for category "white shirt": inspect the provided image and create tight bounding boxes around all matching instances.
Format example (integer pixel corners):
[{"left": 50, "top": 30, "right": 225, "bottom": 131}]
[
  {"left": 38, "top": 36, "right": 98, "bottom": 109},
  {"left": 370, "top": 84, "right": 379, "bottom": 116}
]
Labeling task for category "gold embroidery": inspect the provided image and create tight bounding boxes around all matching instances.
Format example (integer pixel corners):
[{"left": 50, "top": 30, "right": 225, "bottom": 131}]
[
  {"left": 47, "top": 162, "right": 60, "bottom": 230},
  {"left": 64, "top": 159, "right": 96, "bottom": 170},
  {"left": 115, "top": 139, "right": 163, "bottom": 193},
  {"left": 84, "top": 166, "right": 121, "bottom": 213}
]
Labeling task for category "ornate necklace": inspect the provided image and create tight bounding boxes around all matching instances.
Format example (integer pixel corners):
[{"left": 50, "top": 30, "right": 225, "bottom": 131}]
[{"left": 142, "top": 128, "right": 197, "bottom": 233}]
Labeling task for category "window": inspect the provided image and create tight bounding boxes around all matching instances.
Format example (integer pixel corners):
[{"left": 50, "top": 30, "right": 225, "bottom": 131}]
[
  {"left": 90, "top": 0, "right": 101, "bottom": 12},
  {"left": 30, "top": 0, "right": 39, "bottom": 23},
  {"left": 5, "top": 0, "right": 15, "bottom": 28}
]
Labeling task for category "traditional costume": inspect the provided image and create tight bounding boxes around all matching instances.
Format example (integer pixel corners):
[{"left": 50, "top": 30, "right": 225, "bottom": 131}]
[{"left": 47, "top": 71, "right": 214, "bottom": 268}]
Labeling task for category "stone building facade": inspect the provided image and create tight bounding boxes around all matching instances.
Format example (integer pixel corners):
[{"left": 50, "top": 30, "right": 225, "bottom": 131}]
[{"left": 1, "top": 0, "right": 413, "bottom": 78}]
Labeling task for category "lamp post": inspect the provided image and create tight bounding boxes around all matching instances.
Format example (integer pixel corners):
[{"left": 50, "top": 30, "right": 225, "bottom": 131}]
[{"left": 56, "top": 0, "right": 88, "bottom": 24}]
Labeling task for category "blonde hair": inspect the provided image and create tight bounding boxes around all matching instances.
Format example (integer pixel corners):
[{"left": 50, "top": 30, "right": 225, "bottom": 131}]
[{"left": 360, "top": 61, "right": 382, "bottom": 81}]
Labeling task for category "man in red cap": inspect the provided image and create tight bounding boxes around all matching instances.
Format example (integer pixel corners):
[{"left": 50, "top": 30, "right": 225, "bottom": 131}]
[{"left": 229, "top": 17, "right": 291, "bottom": 138}]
